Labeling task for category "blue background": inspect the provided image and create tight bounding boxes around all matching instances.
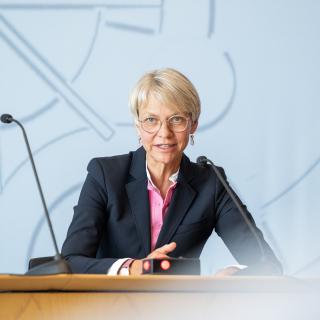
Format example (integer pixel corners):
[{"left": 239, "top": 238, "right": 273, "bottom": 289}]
[{"left": 0, "top": 0, "right": 319, "bottom": 275}]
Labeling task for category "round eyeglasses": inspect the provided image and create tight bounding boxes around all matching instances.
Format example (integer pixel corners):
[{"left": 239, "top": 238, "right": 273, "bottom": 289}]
[{"left": 138, "top": 115, "right": 190, "bottom": 133}]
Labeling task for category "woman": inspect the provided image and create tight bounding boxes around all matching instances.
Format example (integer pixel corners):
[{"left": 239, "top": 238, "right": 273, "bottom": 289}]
[{"left": 62, "top": 68, "right": 282, "bottom": 275}]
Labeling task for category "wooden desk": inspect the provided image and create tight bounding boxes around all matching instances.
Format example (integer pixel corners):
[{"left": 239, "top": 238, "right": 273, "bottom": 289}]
[{"left": 1, "top": 274, "right": 319, "bottom": 320}]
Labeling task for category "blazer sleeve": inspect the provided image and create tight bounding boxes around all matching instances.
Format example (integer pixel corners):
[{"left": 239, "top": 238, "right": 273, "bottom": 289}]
[
  {"left": 214, "top": 167, "right": 283, "bottom": 275},
  {"left": 61, "top": 158, "right": 117, "bottom": 274}
]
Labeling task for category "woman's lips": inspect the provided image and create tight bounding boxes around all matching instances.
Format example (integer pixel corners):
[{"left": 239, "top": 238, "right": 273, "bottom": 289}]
[{"left": 154, "top": 144, "right": 177, "bottom": 151}]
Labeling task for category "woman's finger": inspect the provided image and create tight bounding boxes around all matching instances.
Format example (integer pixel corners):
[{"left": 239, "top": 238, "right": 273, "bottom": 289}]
[{"left": 155, "top": 242, "right": 177, "bottom": 254}]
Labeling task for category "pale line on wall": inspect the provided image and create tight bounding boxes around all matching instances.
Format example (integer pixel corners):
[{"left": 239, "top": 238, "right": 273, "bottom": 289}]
[
  {"left": 0, "top": 14, "right": 66, "bottom": 82},
  {"left": 3, "top": 127, "right": 89, "bottom": 189},
  {"left": 0, "top": 3, "right": 163, "bottom": 10},
  {"left": 207, "top": 0, "right": 215, "bottom": 38},
  {"left": 158, "top": 0, "right": 164, "bottom": 33},
  {"left": 261, "top": 155, "right": 320, "bottom": 210},
  {"left": 71, "top": 10, "right": 102, "bottom": 83},
  {"left": 292, "top": 255, "right": 320, "bottom": 276},
  {"left": 197, "top": 52, "right": 237, "bottom": 132},
  {"left": 25, "top": 182, "right": 83, "bottom": 269},
  {"left": 105, "top": 21, "right": 155, "bottom": 34},
  {"left": 0, "top": 15, "right": 114, "bottom": 141},
  {"left": 0, "top": 98, "right": 59, "bottom": 131}
]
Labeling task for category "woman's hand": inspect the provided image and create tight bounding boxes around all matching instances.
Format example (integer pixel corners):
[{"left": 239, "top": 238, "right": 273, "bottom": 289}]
[
  {"left": 129, "top": 242, "right": 177, "bottom": 275},
  {"left": 214, "top": 266, "right": 240, "bottom": 277}
]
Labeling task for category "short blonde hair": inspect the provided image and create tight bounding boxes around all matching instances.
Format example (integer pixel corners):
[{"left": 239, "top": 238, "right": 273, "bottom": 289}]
[{"left": 129, "top": 68, "right": 201, "bottom": 123}]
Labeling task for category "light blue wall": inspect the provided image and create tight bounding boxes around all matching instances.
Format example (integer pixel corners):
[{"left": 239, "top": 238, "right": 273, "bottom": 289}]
[{"left": 0, "top": 0, "right": 319, "bottom": 275}]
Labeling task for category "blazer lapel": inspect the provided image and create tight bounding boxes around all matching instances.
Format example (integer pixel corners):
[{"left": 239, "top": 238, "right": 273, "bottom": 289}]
[
  {"left": 125, "top": 147, "right": 151, "bottom": 256},
  {"left": 155, "top": 155, "right": 196, "bottom": 248}
]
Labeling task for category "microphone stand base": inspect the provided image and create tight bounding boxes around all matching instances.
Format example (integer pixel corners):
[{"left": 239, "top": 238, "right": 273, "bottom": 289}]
[{"left": 26, "top": 258, "right": 71, "bottom": 275}]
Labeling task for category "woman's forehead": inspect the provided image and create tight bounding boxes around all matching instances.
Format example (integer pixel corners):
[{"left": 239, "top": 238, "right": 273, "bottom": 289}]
[{"left": 139, "top": 95, "right": 183, "bottom": 115}]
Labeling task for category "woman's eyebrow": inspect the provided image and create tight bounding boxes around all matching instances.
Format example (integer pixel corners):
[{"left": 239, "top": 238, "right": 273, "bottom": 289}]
[
  {"left": 142, "top": 112, "right": 158, "bottom": 116},
  {"left": 141, "top": 112, "right": 182, "bottom": 117}
]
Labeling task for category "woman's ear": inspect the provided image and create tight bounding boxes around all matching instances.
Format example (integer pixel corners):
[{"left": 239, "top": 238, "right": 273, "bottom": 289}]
[
  {"left": 135, "top": 121, "right": 140, "bottom": 134},
  {"left": 134, "top": 123, "right": 142, "bottom": 144},
  {"left": 191, "top": 120, "right": 198, "bottom": 134}
]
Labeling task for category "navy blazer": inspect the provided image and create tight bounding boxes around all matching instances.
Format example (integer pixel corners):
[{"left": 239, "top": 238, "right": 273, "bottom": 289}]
[{"left": 62, "top": 147, "right": 282, "bottom": 274}]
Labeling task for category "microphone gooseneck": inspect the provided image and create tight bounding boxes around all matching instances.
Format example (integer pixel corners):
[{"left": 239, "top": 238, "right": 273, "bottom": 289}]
[
  {"left": 1, "top": 113, "right": 71, "bottom": 274},
  {"left": 196, "top": 155, "right": 266, "bottom": 263}
]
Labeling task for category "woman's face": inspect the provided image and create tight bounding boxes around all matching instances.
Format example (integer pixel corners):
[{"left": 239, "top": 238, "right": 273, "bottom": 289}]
[{"left": 137, "top": 95, "right": 198, "bottom": 168}]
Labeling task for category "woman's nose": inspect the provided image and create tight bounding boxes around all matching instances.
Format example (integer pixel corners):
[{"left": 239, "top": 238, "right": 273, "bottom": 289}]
[{"left": 157, "top": 119, "right": 173, "bottom": 137}]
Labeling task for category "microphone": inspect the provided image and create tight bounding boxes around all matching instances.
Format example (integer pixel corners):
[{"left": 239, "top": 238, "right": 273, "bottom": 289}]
[
  {"left": 196, "top": 155, "right": 266, "bottom": 265},
  {"left": 1, "top": 113, "right": 13, "bottom": 124},
  {"left": 1, "top": 113, "right": 71, "bottom": 275}
]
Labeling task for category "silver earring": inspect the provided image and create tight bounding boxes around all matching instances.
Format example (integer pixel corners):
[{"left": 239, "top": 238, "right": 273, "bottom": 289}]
[
  {"left": 190, "top": 134, "right": 195, "bottom": 146},
  {"left": 138, "top": 137, "right": 141, "bottom": 145}
]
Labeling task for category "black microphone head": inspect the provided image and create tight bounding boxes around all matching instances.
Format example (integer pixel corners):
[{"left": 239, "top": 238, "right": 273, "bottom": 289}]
[
  {"left": 196, "top": 156, "right": 208, "bottom": 166},
  {"left": 1, "top": 114, "right": 13, "bottom": 124}
]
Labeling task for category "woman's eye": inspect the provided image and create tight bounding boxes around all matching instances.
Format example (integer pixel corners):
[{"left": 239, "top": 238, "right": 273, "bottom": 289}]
[
  {"left": 170, "top": 116, "right": 183, "bottom": 123},
  {"left": 144, "top": 117, "right": 157, "bottom": 123}
]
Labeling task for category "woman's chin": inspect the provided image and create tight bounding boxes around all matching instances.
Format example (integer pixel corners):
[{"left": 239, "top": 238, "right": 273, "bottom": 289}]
[{"left": 149, "top": 151, "right": 182, "bottom": 166}]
